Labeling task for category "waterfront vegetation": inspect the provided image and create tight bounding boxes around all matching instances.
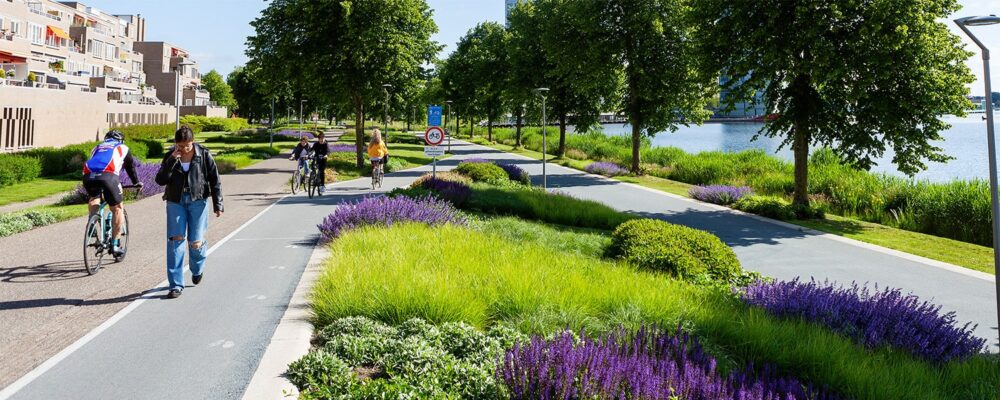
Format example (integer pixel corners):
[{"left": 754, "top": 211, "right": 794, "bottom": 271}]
[{"left": 291, "top": 173, "right": 1000, "bottom": 399}]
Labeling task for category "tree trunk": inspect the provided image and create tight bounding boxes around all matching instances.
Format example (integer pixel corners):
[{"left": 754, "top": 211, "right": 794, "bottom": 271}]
[
  {"left": 469, "top": 117, "right": 475, "bottom": 138},
  {"left": 354, "top": 96, "right": 365, "bottom": 168},
  {"left": 515, "top": 107, "right": 523, "bottom": 147},
  {"left": 558, "top": 113, "right": 567, "bottom": 158},
  {"left": 792, "top": 119, "right": 810, "bottom": 206},
  {"left": 487, "top": 114, "right": 493, "bottom": 142},
  {"left": 630, "top": 116, "right": 641, "bottom": 174}
]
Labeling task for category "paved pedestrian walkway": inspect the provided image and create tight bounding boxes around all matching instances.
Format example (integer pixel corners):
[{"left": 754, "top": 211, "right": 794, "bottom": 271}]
[
  {"left": 0, "top": 191, "right": 73, "bottom": 214},
  {"left": 0, "top": 154, "right": 296, "bottom": 390}
]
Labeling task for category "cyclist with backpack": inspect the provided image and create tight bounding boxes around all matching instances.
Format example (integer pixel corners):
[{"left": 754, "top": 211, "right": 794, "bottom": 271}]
[{"left": 82, "top": 130, "right": 142, "bottom": 258}]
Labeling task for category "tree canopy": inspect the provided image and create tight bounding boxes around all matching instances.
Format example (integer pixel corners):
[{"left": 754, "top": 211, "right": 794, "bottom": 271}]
[
  {"left": 201, "top": 70, "right": 236, "bottom": 112},
  {"left": 692, "top": 0, "right": 974, "bottom": 205}
]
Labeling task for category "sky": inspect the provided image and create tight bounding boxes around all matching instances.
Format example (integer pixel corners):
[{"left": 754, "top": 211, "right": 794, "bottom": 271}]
[{"left": 83, "top": 0, "right": 998, "bottom": 95}]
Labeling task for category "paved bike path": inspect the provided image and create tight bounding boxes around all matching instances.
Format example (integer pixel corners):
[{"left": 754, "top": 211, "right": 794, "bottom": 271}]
[{"left": 2, "top": 157, "right": 453, "bottom": 399}]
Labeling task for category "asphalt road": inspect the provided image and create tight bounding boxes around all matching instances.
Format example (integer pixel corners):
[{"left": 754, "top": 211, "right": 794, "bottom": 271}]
[{"left": 2, "top": 140, "right": 996, "bottom": 399}]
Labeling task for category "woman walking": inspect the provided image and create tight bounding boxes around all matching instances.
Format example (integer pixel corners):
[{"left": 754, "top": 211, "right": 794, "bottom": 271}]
[{"left": 155, "top": 126, "right": 224, "bottom": 299}]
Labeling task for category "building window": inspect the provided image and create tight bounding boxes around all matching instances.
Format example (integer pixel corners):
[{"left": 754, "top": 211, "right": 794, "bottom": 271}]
[
  {"left": 10, "top": 19, "right": 21, "bottom": 37},
  {"left": 28, "top": 23, "right": 43, "bottom": 45}
]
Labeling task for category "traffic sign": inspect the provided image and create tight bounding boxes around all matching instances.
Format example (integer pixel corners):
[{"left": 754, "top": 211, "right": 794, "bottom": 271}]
[
  {"left": 424, "top": 146, "right": 445, "bottom": 157},
  {"left": 427, "top": 105, "right": 443, "bottom": 127},
  {"left": 424, "top": 126, "right": 445, "bottom": 146}
]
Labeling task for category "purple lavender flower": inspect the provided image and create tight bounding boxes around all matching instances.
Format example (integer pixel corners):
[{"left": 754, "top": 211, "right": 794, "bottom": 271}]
[
  {"left": 328, "top": 144, "right": 354, "bottom": 153},
  {"left": 317, "top": 195, "right": 466, "bottom": 241},
  {"left": 460, "top": 158, "right": 490, "bottom": 164},
  {"left": 689, "top": 185, "right": 753, "bottom": 205},
  {"left": 501, "top": 326, "right": 839, "bottom": 400},
  {"left": 495, "top": 162, "right": 530, "bottom": 184},
  {"left": 585, "top": 161, "right": 628, "bottom": 177},
  {"left": 275, "top": 130, "right": 317, "bottom": 140},
  {"left": 740, "top": 279, "right": 988, "bottom": 363},
  {"left": 417, "top": 178, "right": 472, "bottom": 206},
  {"left": 64, "top": 161, "right": 164, "bottom": 204}
]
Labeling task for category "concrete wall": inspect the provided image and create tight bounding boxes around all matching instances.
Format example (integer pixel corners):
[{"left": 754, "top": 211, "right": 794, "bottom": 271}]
[
  {"left": 0, "top": 84, "right": 175, "bottom": 151},
  {"left": 180, "top": 105, "right": 226, "bottom": 118}
]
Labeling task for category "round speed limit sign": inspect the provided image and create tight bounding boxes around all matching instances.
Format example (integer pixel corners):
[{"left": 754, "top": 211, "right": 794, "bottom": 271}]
[{"left": 424, "top": 126, "right": 445, "bottom": 146}]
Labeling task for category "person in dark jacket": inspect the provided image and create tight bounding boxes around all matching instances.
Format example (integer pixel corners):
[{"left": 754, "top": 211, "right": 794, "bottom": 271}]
[
  {"left": 310, "top": 131, "right": 329, "bottom": 194},
  {"left": 154, "top": 125, "right": 224, "bottom": 299}
]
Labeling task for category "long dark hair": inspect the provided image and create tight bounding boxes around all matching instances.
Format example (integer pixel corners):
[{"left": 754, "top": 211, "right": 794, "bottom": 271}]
[{"left": 174, "top": 125, "right": 195, "bottom": 143}]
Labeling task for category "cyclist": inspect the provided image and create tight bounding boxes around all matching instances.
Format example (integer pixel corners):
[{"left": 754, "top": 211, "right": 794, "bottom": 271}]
[
  {"left": 368, "top": 128, "right": 389, "bottom": 176},
  {"left": 311, "top": 131, "right": 329, "bottom": 194},
  {"left": 289, "top": 136, "right": 312, "bottom": 178},
  {"left": 82, "top": 130, "right": 141, "bottom": 257}
]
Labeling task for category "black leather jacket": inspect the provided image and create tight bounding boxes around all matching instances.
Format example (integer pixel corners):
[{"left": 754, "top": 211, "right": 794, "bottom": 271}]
[{"left": 155, "top": 144, "right": 224, "bottom": 212}]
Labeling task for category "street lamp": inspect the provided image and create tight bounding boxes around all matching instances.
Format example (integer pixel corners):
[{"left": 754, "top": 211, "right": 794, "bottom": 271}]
[
  {"left": 446, "top": 100, "right": 453, "bottom": 151},
  {"left": 382, "top": 84, "right": 392, "bottom": 141},
  {"left": 955, "top": 14, "right": 1000, "bottom": 348},
  {"left": 534, "top": 87, "right": 550, "bottom": 189},
  {"left": 299, "top": 98, "right": 307, "bottom": 127},
  {"left": 173, "top": 60, "right": 194, "bottom": 132}
]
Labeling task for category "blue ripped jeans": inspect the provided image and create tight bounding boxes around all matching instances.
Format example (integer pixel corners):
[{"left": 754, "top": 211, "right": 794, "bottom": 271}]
[{"left": 166, "top": 193, "right": 208, "bottom": 291}]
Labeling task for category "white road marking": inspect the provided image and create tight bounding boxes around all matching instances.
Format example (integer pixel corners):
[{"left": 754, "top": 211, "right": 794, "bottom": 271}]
[
  {"left": 246, "top": 294, "right": 267, "bottom": 300},
  {"left": 0, "top": 195, "right": 290, "bottom": 399},
  {"left": 267, "top": 265, "right": 286, "bottom": 270}
]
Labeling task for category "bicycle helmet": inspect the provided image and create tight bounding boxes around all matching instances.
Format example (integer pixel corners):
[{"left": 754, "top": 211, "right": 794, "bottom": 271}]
[{"left": 104, "top": 129, "right": 125, "bottom": 142}]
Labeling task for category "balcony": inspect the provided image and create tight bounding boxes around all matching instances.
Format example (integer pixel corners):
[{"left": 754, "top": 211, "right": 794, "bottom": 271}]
[{"left": 28, "top": 7, "right": 62, "bottom": 22}]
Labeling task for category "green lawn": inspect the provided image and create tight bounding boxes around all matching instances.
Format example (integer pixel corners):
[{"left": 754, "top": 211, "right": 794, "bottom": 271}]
[
  {"left": 0, "top": 177, "right": 80, "bottom": 207},
  {"left": 470, "top": 138, "right": 995, "bottom": 274}
]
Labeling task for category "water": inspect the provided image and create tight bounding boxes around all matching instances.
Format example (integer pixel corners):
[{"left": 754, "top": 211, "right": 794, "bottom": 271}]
[{"left": 579, "top": 115, "right": 997, "bottom": 182}]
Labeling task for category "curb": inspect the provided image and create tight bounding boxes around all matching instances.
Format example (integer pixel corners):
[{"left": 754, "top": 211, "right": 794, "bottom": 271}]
[
  {"left": 242, "top": 243, "right": 328, "bottom": 400},
  {"left": 461, "top": 140, "right": 995, "bottom": 283}
]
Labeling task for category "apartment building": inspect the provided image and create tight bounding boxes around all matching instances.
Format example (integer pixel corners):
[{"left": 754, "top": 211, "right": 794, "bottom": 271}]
[
  {"left": 0, "top": 0, "right": 222, "bottom": 152},
  {"left": 133, "top": 41, "right": 224, "bottom": 117}
]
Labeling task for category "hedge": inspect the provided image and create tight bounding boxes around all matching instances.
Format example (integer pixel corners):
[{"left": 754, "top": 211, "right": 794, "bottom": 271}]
[
  {"left": 455, "top": 162, "right": 508, "bottom": 183},
  {"left": 608, "top": 218, "right": 742, "bottom": 283},
  {"left": 180, "top": 116, "right": 249, "bottom": 132},
  {"left": 0, "top": 154, "right": 42, "bottom": 186}
]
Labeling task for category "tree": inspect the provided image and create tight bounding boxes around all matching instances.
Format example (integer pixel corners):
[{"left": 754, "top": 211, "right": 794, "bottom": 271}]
[
  {"left": 248, "top": 0, "right": 438, "bottom": 167},
  {"left": 692, "top": 0, "right": 974, "bottom": 206},
  {"left": 448, "top": 22, "right": 509, "bottom": 142},
  {"left": 201, "top": 70, "right": 236, "bottom": 112},
  {"left": 597, "top": 0, "right": 714, "bottom": 173},
  {"left": 227, "top": 65, "right": 269, "bottom": 123}
]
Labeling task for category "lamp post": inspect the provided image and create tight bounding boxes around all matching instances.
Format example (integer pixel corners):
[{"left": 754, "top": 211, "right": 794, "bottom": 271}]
[
  {"left": 269, "top": 97, "right": 275, "bottom": 148},
  {"left": 173, "top": 60, "right": 194, "bottom": 132},
  {"left": 299, "top": 98, "right": 307, "bottom": 127},
  {"left": 955, "top": 14, "right": 1000, "bottom": 348},
  {"left": 446, "top": 100, "right": 453, "bottom": 151},
  {"left": 535, "top": 88, "right": 550, "bottom": 189}
]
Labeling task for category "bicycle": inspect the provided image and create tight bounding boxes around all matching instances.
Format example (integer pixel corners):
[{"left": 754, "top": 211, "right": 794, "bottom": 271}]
[
  {"left": 308, "top": 154, "right": 326, "bottom": 199},
  {"left": 371, "top": 158, "right": 385, "bottom": 190},
  {"left": 291, "top": 156, "right": 312, "bottom": 195},
  {"left": 83, "top": 185, "right": 139, "bottom": 275}
]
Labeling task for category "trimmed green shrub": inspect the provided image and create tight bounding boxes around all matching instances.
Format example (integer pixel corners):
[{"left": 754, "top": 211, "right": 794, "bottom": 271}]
[
  {"left": 180, "top": 116, "right": 249, "bottom": 132},
  {"left": 0, "top": 154, "right": 42, "bottom": 186},
  {"left": 734, "top": 195, "right": 796, "bottom": 220},
  {"left": 21, "top": 142, "right": 92, "bottom": 176},
  {"left": 384, "top": 157, "right": 406, "bottom": 173},
  {"left": 608, "top": 218, "right": 741, "bottom": 282},
  {"left": 455, "top": 162, "right": 508, "bottom": 183}
]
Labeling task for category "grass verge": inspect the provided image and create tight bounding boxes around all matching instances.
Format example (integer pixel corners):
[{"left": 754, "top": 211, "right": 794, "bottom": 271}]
[
  {"left": 471, "top": 139, "right": 995, "bottom": 274},
  {"left": 0, "top": 176, "right": 80, "bottom": 207}
]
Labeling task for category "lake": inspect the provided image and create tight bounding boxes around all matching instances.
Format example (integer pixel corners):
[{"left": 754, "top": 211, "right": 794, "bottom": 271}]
[{"left": 576, "top": 115, "right": 998, "bottom": 182}]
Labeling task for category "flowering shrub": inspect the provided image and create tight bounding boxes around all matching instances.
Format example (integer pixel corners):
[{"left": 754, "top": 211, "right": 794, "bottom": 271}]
[
  {"left": 585, "top": 161, "right": 628, "bottom": 177},
  {"left": 63, "top": 161, "right": 164, "bottom": 205},
  {"left": 690, "top": 185, "right": 753, "bottom": 205},
  {"left": 415, "top": 177, "right": 473, "bottom": 206},
  {"left": 461, "top": 158, "right": 490, "bottom": 164},
  {"left": 740, "top": 279, "right": 987, "bottom": 363},
  {"left": 501, "top": 327, "right": 839, "bottom": 400},
  {"left": 275, "top": 130, "right": 316, "bottom": 140},
  {"left": 317, "top": 195, "right": 466, "bottom": 241},
  {"left": 495, "top": 162, "right": 530, "bottom": 184},
  {"left": 328, "top": 144, "right": 354, "bottom": 153}
]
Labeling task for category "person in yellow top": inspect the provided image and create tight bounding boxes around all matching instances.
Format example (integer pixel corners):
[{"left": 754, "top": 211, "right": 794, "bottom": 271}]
[{"left": 367, "top": 128, "right": 389, "bottom": 177}]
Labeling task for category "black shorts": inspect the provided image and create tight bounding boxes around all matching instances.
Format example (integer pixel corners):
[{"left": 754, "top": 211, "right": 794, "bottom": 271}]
[{"left": 83, "top": 172, "right": 124, "bottom": 206}]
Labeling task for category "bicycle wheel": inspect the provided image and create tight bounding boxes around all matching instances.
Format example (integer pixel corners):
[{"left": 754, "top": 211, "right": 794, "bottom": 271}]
[
  {"left": 307, "top": 172, "right": 315, "bottom": 199},
  {"left": 291, "top": 169, "right": 301, "bottom": 194},
  {"left": 114, "top": 209, "right": 129, "bottom": 263},
  {"left": 371, "top": 168, "right": 377, "bottom": 190},
  {"left": 312, "top": 173, "right": 324, "bottom": 197},
  {"left": 377, "top": 167, "right": 384, "bottom": 188},
  {"left": 83, "top": 214, "right": 105, "bottom": 275}
]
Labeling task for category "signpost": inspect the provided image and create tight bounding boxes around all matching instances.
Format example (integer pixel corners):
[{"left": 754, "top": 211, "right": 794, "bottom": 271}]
[
  {"left": 427, "top": 105, "right": 443, "bottom": 127},
  {"left": 424, "top": 125, "right": 446, "bottom": 178}
]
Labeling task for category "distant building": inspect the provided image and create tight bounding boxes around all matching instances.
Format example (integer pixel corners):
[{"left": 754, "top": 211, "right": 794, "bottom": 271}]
[
  {"left": 714, "top": 75, "right": 766, "bottom": 119},
  {"left": 0, "top": 0, "right": 226, "bottom": 152},
  {"left": 505, "top": 0, "right": 518, "bottom": 28},
  {"left": 133, "top": 41, "right": 225, "bottom": 117}
]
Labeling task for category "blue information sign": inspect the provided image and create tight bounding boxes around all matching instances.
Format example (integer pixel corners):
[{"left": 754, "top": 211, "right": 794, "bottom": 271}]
[{"left": 427, "top": 105, "right": 443, "bottom": 127}]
